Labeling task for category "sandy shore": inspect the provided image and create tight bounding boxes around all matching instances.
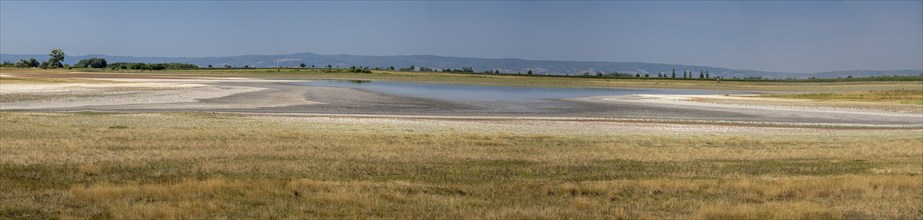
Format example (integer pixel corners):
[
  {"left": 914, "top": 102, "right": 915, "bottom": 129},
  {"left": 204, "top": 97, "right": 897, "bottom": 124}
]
[
  {"left": 581, "top": 94, "right": 923, "bottom": 116},
  {"left": 576, "top": 94, "right": 922, "bottom": 117},
  {"left": 2, "top": 73, "right": 920, "bottom": 126},
  {"left": 0, "top": 76, "right": 320, "bottom": 110}
]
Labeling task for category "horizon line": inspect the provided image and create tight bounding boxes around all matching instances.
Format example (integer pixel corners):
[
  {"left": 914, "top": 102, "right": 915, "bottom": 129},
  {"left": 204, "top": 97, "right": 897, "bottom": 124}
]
[{"left": 1, "top": 51, "right": 920, "bottom": 74}]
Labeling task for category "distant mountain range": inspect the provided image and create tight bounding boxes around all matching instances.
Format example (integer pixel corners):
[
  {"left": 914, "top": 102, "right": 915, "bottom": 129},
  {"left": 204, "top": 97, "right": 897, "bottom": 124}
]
[{"left": 2, "top": 52, "right": 920, "bottom": 79}]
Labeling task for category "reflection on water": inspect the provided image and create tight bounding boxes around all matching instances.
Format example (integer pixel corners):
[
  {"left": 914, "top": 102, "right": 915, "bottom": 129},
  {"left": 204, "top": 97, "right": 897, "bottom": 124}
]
[
  {"left": 345, "top": 80, "right": 371, "bottom": 84},
  {"left": 302, "top": 80, "right": 725, "bottom": 102}
]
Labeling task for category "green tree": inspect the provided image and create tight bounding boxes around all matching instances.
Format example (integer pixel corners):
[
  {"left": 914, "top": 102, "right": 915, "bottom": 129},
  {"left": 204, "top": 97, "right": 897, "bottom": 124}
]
[
  {"left": 527, "top": 70, "right": 533, "bottom": 75},
  {"left": 208, "top": 64, "right": 213, "bottom": 68},
  {"left": 76, "top": 58, "right": 107, "bottom": 68},
  {"left": 14, "top": 59, "right": 29, "bottom": 68},
  {"left": 47, "top": 49, "right": 65, "bottom": 68},
  {"left": 300, "top": 63, "right": 307, "bottom": 68}
]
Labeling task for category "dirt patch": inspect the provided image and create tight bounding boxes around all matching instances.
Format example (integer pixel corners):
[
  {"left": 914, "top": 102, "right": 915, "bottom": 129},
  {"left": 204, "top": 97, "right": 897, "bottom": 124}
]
[{"left": 0, "top": 77, "right": 319, "bottom": 110}]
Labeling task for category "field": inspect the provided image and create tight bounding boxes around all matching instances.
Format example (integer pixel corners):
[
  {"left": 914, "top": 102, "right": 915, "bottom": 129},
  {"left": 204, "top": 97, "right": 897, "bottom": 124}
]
[
  {"left": 1, "top": 112, "right": 920, "bottom": 219},
  {"left": 762, "top": 89, "right": 923, "bottom": 105},
  {"left": 1, "top": 68, "right": 922, "bottom": 219}
]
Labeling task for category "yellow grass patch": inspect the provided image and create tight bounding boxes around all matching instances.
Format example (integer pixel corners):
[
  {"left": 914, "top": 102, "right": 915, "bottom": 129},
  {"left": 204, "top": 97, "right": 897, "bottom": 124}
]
[{"left": 1, "top": 112, "right": 921, "bottom": 219}]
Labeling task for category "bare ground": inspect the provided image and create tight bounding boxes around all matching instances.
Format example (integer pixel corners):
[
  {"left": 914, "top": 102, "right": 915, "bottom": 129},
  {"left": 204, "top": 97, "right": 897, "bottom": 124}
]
[{"left": 2, "top": 72, "right": 920, "bottom": 126}]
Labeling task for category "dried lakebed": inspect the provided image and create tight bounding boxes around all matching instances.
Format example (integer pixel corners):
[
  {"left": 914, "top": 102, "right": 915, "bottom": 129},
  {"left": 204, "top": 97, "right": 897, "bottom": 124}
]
[{"left": 1, "top": 76, "right": 920, "bottom": 126}]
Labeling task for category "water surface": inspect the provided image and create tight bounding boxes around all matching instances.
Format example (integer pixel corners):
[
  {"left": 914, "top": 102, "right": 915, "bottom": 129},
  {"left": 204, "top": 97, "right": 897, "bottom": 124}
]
[{"left": 303, "top": 80, "right": 726, "bottom": 102}]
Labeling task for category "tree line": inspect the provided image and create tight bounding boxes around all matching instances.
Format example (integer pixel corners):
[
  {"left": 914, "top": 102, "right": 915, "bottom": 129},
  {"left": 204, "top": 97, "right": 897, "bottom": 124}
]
[
  {"left": 0, "top": 49, "right": 198, "bottom": 70},
  {"left": 3, "top": 50, "right": 917, "bottom": 81},
  {"left": 1, "top": 49, "right": 66, "bottom": 68},
  {"left": 108, "top": 62, "right": 198, "bottom": 70}
]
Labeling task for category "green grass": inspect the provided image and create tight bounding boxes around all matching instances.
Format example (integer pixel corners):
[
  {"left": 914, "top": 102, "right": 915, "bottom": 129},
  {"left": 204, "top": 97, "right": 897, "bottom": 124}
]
[
  {"left": 762, "top": 89, "right": 923, "bottom": 105},
  {"left": 901, "top": 100, "right": 923, "bottom": 105}
]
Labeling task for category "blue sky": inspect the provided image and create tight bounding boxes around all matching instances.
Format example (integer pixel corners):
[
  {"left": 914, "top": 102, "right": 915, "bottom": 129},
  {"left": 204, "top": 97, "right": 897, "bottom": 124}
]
[{"left": 1, "top": 1, "right": 921, "bottom": 73}]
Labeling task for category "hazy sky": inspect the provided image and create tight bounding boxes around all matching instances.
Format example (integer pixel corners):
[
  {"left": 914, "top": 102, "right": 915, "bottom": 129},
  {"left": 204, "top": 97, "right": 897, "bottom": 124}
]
[{"left": 2, "top": 1, "right": 921, "bottom": 73}]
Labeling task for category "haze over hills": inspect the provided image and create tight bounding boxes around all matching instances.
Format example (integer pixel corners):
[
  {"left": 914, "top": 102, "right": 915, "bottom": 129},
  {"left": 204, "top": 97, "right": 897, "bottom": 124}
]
[{"left": 2, "top": 52, "right": 920, "bottom": 79}]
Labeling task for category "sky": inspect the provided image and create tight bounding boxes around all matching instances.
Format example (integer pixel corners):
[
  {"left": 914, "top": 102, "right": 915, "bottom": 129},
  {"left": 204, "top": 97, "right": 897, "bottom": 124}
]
[{"left": 1, "top": 1, "right": 921, "bottom": 73}]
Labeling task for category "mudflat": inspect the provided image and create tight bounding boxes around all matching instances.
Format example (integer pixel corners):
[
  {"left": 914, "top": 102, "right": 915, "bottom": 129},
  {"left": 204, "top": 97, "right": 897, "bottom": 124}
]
[{"left": 1, "top": 71, "right": 919, "bottom": 126}]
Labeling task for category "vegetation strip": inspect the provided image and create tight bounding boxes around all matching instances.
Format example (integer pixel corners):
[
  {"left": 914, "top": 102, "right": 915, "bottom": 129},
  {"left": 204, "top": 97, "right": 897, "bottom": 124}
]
[{"left": 1, "top": 112, "right": 919, "bottom": 218}]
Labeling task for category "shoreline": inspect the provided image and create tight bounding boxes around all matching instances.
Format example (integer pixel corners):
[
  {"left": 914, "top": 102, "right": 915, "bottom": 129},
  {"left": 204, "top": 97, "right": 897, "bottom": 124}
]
[
  {"left": 573, "top": 94, "right": 923, "bottom": 117},
  {"left": 2, "top": 73, "right": 920, "bottom": 126},
  {"left": 0, "top": 76, "right": 321, "bottom": 110}
]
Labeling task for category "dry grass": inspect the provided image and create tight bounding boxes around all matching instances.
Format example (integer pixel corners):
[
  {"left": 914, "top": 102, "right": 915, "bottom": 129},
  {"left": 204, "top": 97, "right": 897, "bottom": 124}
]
[
  {"left": 763, "top": 89, "right": 923, "bottom": 105},
  {"left": 1, "top": 112, "right": 921, "bottom": 219},
  {"left": 747, "top": 89, "right": 923, "bottom": 113},
  {"left": 0, "top": 75, "right": 113, "bottom": 84}
]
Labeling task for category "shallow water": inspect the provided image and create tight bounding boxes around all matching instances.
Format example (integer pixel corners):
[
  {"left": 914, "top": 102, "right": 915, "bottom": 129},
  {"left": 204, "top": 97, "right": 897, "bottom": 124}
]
[{"left": 302, "top": 80, "right": 726, "bottom": 102}]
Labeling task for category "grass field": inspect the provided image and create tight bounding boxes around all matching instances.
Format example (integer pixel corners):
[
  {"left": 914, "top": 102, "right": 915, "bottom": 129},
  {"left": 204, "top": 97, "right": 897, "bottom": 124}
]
[
  {"left": 0, "top": 74, "right": 113, "bottom": 84},
  {"left": 762, "top": 89, "right": 923, "bottom": 105},
  {"left": 1, "top": 112, "right": 920, "bottom": 219},
  {"left": 2, "top": 68, "right": 921, "bottom": 218}
]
